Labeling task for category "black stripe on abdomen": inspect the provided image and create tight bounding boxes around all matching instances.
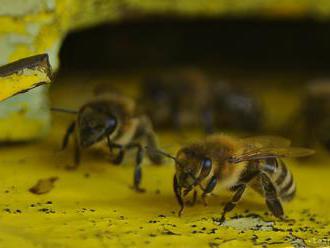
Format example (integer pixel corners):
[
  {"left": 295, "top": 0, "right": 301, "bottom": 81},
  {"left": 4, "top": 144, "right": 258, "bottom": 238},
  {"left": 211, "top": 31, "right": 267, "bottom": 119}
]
[
  {"left": 275, "top": 160, "right": 296, "bottom": 201},
  {"left": 275, "top": 160, "right": 288, "bottom": 185}
]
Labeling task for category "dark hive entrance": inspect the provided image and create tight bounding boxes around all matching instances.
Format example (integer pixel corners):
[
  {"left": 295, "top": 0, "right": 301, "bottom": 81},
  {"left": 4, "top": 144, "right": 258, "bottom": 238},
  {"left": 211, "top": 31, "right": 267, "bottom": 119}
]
[{"left": 59, "top": 17, "right": 330, "bottom": 77}]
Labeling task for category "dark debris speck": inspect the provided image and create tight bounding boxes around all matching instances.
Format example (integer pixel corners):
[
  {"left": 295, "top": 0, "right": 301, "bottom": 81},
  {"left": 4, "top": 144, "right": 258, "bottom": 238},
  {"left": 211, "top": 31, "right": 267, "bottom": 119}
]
[
  {"left": 208, "top": 228, "right": 217, "bottom": 234},
  {"left": 38, "top": 208, "right": 55, "bottom": 214},
  {"left": 3, "top": 208, "right": 11, "bottom": 213},
  {"left": 162, "top": 230, "right": 180, "bottom": 236}
]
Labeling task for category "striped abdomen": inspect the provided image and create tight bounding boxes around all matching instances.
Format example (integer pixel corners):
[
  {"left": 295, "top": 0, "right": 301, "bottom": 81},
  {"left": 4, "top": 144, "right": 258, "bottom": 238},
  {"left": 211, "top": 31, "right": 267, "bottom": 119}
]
[{"left": 266, "top": 158, "right": 296, "bottom": 201}]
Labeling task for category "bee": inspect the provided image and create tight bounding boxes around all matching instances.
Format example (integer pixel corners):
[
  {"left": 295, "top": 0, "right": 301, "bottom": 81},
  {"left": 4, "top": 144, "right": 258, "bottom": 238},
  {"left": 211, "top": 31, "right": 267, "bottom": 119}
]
[
  {"left": 52, "top": 93, "right": 163, "bottom": 192},
  {"left": 141, "top": 69, "right": 212, "bottom": 132},
  {"left": 141, "top": 71, "right": 263, "bottom": 134},
  {"left": 151, "top": 134, "right": 314, "bottom": 222},
  {"left": 212, "top": 81, "right": 263, "bottom": 133},
  {"left": 289, "top": 80, "right": 330, "bottom": 151}
]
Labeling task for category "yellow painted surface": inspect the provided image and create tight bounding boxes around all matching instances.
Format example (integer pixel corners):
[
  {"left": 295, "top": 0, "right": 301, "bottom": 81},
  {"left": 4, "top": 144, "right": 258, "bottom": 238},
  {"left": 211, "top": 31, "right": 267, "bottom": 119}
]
[
  {"left": 0, "top": 117, "right": 329, "bottom": 247},
  {"left": 0, "top": 76, "right": 329, "bottom": 248},
  {"left": 0, "top": 68, "right": 51, "bottom": 102}
]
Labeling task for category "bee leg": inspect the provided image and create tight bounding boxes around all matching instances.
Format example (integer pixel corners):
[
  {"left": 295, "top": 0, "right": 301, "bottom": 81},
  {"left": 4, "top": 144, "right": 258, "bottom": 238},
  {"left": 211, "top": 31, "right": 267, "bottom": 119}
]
[
  {"left": 260, "top": 172, "right": 284, "bottom": 219},
  {"left": 216, "top": 184, "right": 246, "bottom": 224},
  {"left": 145, "top": 131, "right": 163, "bottom": 164},
  {"left": 173, "top": 175, "right": 184, "bottom": 216},
  {"left": 214, "top": 166, "right": 259, "bottom": 223},
  {"left": 126, "top": 143, "right": 145, "bottom": 193},
  {"left": 107, "top": 137, "right": 125, "bottom": 165},
  {"left": 66, "top": 133, "right": 80, "bottom": 170},
  {"left": 111, "top": 148, "right": 124, "bottom": 165},
  {"left": 138, "top": 116, "right": 163, "bottom": 164},
  {"left": 191, "top": 190, "right": 198, "bottom": 206},
  {"left": 187, "top": 190, "right": 198, "bottom": 206},
  {"left": 201, "top": 175, "right": 217, "bottom": 206},
  {"left": 62, "top": 121, "right": 75, "bottom": 150}
]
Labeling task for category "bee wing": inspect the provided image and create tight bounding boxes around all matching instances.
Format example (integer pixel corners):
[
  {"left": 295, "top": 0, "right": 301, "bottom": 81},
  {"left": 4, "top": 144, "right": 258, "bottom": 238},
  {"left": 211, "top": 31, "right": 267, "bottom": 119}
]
[
  {"left": 229, "top": 147, "right": 315, "bottom": 164},
  {"left": 241, "top": 136, "right": 291, "bottom": 150}
]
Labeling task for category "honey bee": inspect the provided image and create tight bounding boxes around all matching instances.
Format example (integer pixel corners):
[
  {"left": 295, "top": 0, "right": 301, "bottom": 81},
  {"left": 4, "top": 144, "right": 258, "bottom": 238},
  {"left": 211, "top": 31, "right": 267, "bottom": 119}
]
[
  {"left": 52, "top": 93, "right": 163, "bottom": 192},
  {"left": 150, "top": 134, "right": 314, "bottom": 222},
  {"left": 141, "top": 69, "right": 212, "bottom": 131},
  {"left": 212, "top": 81, "right": 263, "bottom": 133},
  {"left": 289, "top": 80, "right": 330, "bottom": 151},
  {"left": 141, "top": 70, "right": 263, "bottom": 134}
]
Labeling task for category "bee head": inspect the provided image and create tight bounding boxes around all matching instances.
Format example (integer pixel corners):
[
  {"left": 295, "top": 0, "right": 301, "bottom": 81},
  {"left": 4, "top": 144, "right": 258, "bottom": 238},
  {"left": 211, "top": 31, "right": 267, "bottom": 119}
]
[
  {"left": 144, "top": 145, "right": 212, "bottom": 193},
  {"left": 175, "top": 146, "right": 212, "bottom": 189},
  {"left": 78, "top": 104, "right": 117, "bottom": 148}
]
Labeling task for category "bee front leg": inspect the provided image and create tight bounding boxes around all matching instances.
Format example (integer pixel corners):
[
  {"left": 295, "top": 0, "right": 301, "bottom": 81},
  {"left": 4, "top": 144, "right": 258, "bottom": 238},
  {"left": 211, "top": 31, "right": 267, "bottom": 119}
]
[
  {"left": 173, "top": 175, "right": 184, "bottom": 216},
  {"left": 106, "top": 137, "right": 125, "bottom": 165},
  {"left": 187, "top": 190, "right": 198, "bottom": 206},
  {"left": 215, "top": 184, "right": 246, "bottom": 224},
  {"left": 126, "top": 143, "right": 145, "bottom": 193},
  {"left": 138, "top": 116, "right": 163, "bottom": 164},
  {"left": 201, "top": 175, "right": 217, "bottom": 206},
  {"left": 62, "top": 121, "right": 75, "bottom": 150},
  {"left": 260, "top": 173, "right": 284, "bottom": 219}
]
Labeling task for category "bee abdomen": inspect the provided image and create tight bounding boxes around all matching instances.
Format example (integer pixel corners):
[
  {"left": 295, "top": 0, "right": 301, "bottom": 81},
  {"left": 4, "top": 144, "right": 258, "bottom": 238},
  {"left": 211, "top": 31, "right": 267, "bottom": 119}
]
[{"left": 272, "top": 159, "right": 296, "bottom": 201}]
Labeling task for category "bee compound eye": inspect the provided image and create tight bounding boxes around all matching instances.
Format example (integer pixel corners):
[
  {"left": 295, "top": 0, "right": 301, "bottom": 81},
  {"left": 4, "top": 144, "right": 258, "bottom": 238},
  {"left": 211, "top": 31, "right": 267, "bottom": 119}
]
[{"left": 201, "top": 158, "right": 212, "bottom": 170}]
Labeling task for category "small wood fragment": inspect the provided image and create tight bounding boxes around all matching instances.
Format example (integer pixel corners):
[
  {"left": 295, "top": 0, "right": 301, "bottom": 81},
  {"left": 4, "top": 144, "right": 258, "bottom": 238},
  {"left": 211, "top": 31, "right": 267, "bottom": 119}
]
[{"left": 29, "top": 177, "right": 58, "bottom": 195}]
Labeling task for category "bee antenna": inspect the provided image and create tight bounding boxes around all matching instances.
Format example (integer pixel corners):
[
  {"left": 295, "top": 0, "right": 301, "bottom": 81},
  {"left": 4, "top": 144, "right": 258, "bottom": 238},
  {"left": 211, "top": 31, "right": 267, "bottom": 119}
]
[
  {"left": 144, "top": 146, "right": 179, "bottom": 163},
  {"left": 50, "top": 107, "right": 78, "bottom": 114}
]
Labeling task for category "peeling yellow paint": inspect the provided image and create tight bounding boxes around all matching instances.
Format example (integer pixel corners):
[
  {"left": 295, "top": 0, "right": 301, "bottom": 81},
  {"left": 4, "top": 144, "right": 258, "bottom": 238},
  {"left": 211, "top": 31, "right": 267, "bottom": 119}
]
[
  {"left": 0, "top": 54, "right": 52, "bottom": 101},
  {"left": 0, "top": 69, "right": 50, "bottom": 101}
]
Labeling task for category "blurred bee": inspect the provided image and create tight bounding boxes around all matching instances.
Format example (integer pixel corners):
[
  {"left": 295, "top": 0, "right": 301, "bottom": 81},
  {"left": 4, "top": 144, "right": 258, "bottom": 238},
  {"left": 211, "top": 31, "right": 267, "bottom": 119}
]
[
  {"left": 212, "top": 81, "right": 263, "bottom": 133},
  {"left": 150, "top": 135, "right": 314, "bottom": 222},
  {"left": 141, "top": 69, "right": 213, "bottom": 132},
  {"left": 52, "top": 93, "right": 163, "bottom": 192},
  {"left": 289, "top": 81, "right": 330, "bottom": 151},
  {"left": 141, "top": 70, "right": 263, "bottom": 134}
]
